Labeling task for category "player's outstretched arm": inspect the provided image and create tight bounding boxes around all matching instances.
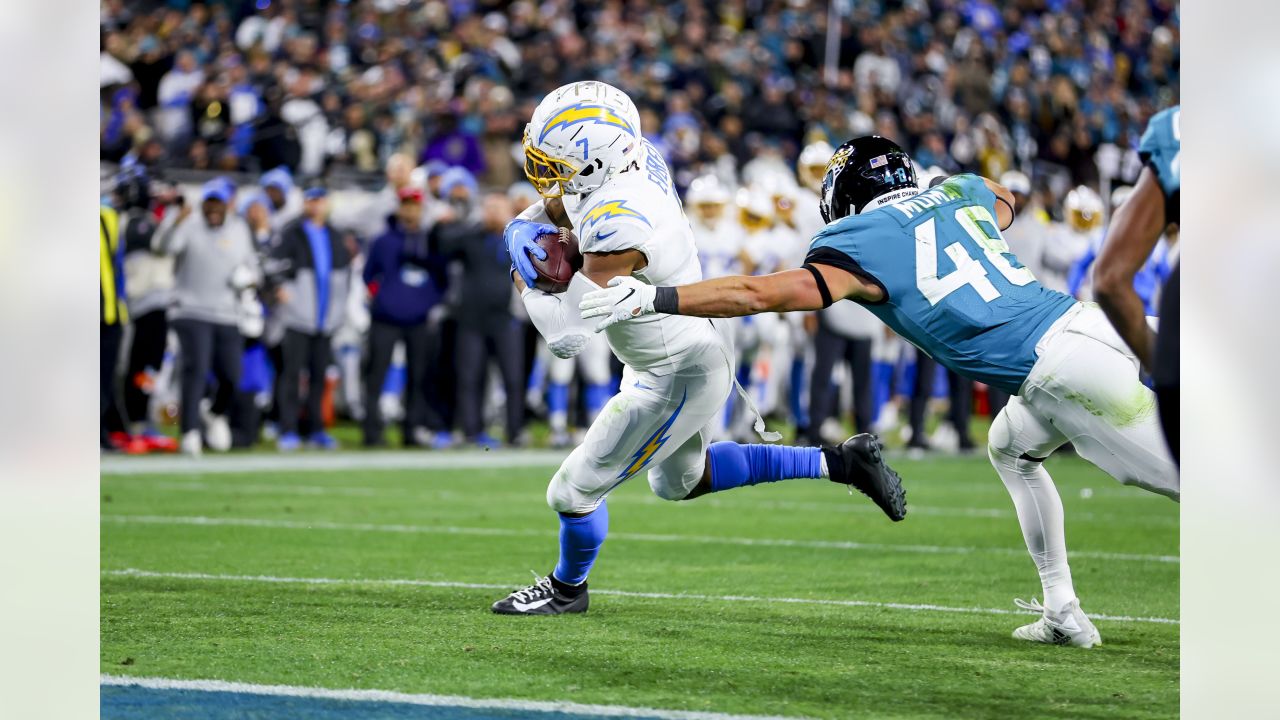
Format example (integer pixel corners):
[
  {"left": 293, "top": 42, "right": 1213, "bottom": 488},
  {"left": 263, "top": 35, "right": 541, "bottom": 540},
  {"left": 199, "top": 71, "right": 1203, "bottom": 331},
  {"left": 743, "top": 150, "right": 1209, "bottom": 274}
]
[
  {"left": 580, "top": 264, "right": 882, "bottom": 331},
  {"left": 1094, "top": 167, "right": 1167, "bottom": 371}
]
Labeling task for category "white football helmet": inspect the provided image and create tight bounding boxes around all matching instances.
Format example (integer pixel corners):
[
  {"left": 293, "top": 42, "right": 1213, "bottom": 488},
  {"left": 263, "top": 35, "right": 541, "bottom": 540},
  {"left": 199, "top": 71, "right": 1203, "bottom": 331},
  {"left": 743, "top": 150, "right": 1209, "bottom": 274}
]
[
  {"left": 737, "top": 186, "right": 775, "bottom": 232},
  {"left": 686, "top": 174, "right": 731, "bottom": 206},
  {"left": 1065, "top": 185, "right": 1104, "bottom": 231},
  {"left": 999, "top": 170, "right": 1031, "bottom": 196},
  {"left": 523, "top": 81, "right": 642, "bottom": 198},
  {"left": 797, "top": 141, "right": 834, "bottom": 192}
]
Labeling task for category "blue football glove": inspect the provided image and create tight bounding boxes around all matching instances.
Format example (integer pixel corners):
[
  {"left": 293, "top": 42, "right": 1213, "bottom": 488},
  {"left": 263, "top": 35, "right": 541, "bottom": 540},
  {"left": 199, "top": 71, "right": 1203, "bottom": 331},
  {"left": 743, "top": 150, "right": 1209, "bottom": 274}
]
[{"left": 503, "top": 219, "right": 556, "bottom": 287}]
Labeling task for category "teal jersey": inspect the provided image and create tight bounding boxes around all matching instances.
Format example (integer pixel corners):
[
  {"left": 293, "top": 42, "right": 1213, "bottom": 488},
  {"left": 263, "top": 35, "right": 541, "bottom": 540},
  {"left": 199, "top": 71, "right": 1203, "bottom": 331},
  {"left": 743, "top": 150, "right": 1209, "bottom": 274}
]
[
  {"left": 806, "top": 174, "right": 1076, "bottom": 395},
  {"left": 1138, "top": 105, "right": 1180, "bottom": 223}
]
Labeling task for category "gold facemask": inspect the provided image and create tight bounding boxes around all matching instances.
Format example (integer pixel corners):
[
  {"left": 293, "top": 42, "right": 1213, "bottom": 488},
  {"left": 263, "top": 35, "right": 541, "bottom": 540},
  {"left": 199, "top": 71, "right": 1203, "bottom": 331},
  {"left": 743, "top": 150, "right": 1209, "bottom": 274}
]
[
  {"left": 523, "top": 130, "right": 580, "bottom": 198},
  {"left": 739, "top": 208, "right": 771, "bottom": 232}
]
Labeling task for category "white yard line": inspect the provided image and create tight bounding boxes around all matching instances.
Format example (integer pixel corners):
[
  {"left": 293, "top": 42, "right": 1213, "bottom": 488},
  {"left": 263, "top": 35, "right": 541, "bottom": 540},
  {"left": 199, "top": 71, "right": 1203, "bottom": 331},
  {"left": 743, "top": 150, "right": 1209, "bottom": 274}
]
[
  {"left": 101, "top": 568, "right": 1180, "bottom": 625},
  {"left": 110, "top": 478, "right": 1177, "bottom": 526},
  {"left": 99, "top": 450, "right": 1169, "bottom": 501},
  {"left": 100, "top": 674, "right": 806, "bottom": 720},
  {"left": 100, "top": 450, "right": 571, "bottom": 475},
  {"left": 101, "top": 513, "right": 1180, "bottom": 564}
]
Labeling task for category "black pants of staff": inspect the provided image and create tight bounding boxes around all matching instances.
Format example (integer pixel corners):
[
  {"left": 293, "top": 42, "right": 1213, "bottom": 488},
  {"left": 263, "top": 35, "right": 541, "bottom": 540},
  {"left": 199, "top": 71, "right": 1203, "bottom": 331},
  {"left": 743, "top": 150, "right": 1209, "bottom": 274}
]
[
  {"left": 1154, "top": 263, "right": 1179, "bottom": 465},
  {"left": 172, "top": 318, "right": 243, "bottom": 435},
  {"left": 909, "top": 353, "right": 974, "bottom": 451},
  {"left": 123, "top": 309, "right": 168, "bottom": 426},
  {"left": 101, "top": 322, "right": 124, "bottom": 447},
  {"left": 363, "top": 320, "right": 437, "bottom": 446},
  {"left": 456, "top": 317, "right": 524, "bottom": 442},
  {"left": 278, "top": 329, "right": 332, "bottom": 437},
  {"left": 807, "top": 324, "right": 873, "bottom": 442},
  {"left": 987, "top": 387, "right": 1010, "bottom": 419}
]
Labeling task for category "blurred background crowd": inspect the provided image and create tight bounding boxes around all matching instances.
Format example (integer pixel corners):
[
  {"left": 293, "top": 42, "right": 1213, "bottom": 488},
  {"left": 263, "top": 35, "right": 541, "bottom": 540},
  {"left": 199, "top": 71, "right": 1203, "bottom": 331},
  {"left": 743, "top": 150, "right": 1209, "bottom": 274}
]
[{"left": 99, "top": 0, "right": 1179, "bottom": 455}]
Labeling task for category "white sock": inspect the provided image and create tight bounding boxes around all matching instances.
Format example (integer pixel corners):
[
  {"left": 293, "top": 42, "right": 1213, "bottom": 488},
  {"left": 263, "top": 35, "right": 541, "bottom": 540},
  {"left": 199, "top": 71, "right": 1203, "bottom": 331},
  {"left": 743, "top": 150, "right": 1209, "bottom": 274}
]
[
  {"left": 989, "top": 447, "right": 1077, "bottom": 612},
  {"left": 819, "top": 452, "right": 829, "bottom": 478}
]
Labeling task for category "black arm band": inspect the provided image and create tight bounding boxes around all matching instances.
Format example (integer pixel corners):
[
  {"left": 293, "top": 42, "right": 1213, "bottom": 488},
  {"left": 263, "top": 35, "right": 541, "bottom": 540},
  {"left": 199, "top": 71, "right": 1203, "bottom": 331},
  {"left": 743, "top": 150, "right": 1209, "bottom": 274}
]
[
  {"left": 802, "top": 264, "right": 834, "bottom": 308},
  {"left": 995, "top": 195, "right": 1015, "bottom": 231},
  {"left": 653, "top": 286, "right": 680, "bottom": 315}
]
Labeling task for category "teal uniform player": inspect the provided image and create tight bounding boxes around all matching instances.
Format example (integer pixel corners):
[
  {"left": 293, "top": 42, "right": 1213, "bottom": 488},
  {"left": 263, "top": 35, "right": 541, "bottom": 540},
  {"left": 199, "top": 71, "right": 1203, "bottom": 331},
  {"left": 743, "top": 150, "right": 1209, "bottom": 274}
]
[
  {"left": 583, "top": 135, "right": 1179, "bottom": 647},
  {"left": 1138, "top": 105, "right": 1180, "bottom": 224},
  {"left": 806, "top": 174, "right": 1077, "bottom": 395},
  {"left": 1134, "top": 105, "right": 1181, "bottom": 461}
]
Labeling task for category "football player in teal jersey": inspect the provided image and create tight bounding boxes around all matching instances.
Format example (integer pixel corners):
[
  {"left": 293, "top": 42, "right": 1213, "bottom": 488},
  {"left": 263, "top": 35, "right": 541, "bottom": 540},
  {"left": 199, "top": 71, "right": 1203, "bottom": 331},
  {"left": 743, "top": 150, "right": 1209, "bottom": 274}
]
[
  {"left": 1096, "top": 105, "right": 1180, "bottom": 464},
  {"left": 583, "top": 136, "right": 1179, "bottom": 648}
]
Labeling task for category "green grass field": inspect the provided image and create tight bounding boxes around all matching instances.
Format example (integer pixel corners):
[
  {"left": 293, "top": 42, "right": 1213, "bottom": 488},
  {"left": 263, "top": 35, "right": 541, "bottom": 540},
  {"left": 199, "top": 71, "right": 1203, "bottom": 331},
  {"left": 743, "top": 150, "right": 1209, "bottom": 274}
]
[{"left": 101, "top": 450, "right": 1178, "bottom": 719}]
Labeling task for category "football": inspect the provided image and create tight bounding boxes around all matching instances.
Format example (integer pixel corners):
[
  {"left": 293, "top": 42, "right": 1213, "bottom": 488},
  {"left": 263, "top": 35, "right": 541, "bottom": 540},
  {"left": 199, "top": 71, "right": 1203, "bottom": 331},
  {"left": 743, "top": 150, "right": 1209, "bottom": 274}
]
[{"left": 530, "top": 227, "right": 582, "bottom": 294}]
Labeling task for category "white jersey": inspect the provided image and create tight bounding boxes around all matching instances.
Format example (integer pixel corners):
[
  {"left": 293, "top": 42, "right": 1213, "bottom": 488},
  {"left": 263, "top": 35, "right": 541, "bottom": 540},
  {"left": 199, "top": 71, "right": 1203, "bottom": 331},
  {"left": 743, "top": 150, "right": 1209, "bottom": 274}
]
[
  {"left": 742, "top": 228, "right": 787, "bottom": 275},
  {"left": 569, "top": 140, "right": 726, "bottom": 375},
  {"left": 690, "top": 216, "right": 742, "bottom": 279}
]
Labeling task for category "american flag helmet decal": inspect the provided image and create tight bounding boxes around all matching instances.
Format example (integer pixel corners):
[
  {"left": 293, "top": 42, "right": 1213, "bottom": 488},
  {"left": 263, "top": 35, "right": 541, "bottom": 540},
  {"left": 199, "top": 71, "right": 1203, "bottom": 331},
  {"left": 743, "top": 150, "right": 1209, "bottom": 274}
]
[{"left": 869, "top": 155, "right": 888, "bottom": 168}]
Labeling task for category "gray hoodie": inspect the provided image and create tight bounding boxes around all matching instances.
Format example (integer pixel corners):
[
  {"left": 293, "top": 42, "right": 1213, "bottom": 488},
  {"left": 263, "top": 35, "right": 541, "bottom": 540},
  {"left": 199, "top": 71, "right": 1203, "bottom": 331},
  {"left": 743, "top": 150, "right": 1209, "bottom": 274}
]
[{"left": 154, "top": 211, "right": 260, "bottom": 326}]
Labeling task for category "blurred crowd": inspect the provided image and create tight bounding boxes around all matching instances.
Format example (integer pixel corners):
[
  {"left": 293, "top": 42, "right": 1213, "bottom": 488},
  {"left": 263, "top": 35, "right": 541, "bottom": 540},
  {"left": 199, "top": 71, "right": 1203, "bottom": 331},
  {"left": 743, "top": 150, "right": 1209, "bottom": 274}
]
[
  {"left": 99, "top": 0, "right": 1179, "bottom": 454},
  {"left": 101, "top": 0, "right": 1178, "bottom": 190}
]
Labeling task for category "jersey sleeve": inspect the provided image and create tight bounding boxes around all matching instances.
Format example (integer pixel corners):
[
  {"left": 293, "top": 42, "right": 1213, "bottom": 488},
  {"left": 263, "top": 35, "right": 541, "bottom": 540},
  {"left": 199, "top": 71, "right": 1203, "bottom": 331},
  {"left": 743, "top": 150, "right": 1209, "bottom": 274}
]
[
  {"left": 804, "top": 218, "right": 889, "bottom": 304},
  {"left": 1138, "top": 106, "right": 1180, "bottom": 222},
  {"left": 949, "top": 173, "right": 999, "bottom": 216}
]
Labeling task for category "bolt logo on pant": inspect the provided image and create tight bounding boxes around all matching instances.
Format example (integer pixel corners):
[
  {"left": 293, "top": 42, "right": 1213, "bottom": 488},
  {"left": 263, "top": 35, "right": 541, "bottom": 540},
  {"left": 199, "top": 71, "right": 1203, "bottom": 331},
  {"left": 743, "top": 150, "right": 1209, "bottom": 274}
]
[{"left": 617, "top": 389, "right": 687, "bottom": 481}]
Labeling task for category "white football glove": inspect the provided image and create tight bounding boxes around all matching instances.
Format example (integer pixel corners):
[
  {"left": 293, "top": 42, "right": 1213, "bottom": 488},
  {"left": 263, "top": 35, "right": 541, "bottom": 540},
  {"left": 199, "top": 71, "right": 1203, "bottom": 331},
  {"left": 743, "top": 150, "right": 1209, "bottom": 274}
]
[
  {"left": 579, "top": 276, "right": 657, "bottom": 332},
  {"left": 547, "top": 332, "right": 588, "bottom": 359}
]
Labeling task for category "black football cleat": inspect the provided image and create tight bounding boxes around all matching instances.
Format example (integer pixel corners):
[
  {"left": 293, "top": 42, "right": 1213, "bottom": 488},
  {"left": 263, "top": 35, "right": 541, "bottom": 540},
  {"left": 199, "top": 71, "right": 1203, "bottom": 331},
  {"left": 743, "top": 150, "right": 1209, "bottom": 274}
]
[
  {"left": 827, "top": 433, "right": 907, "bottom": 521},
  {"left": 491, "top": 575, "right": 589, "bottom": 616}
]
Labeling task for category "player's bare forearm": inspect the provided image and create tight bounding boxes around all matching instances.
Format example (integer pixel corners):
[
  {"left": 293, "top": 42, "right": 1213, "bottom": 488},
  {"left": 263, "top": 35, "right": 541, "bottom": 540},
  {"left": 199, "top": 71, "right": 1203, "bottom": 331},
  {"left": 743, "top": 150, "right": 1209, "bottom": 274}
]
[
  {"left": 1097, "top": 288, "right": 1156, "bottom": 371},
  {"left": 670, "top": 266, "right": 878, "bottom": 317},
  {"left": 1095, "top": 168, "right": 1167, "bottom": 371},
  {"left": 669, "top": 272, "right": 823, "bottom": 317}
]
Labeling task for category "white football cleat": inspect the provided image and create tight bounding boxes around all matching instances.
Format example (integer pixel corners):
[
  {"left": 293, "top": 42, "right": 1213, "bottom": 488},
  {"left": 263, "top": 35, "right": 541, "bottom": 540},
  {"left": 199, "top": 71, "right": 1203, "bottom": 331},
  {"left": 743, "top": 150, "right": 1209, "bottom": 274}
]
[
  {"left": 180, "top": 429, "right": 202, "bottom": 458},
  {"left": 1012, "top": 598, "right": 1102, "bottom": 648},
  {"left": 205, "top": 414, "right": 232, "bottom": 452}
]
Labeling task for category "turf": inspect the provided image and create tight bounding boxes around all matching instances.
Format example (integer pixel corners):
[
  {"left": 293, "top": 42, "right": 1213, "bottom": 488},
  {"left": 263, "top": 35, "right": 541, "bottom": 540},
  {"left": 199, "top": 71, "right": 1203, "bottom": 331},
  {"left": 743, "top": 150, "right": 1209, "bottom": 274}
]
[{"left": 101, "top": 452, "right": 1178, "bottom": 719}]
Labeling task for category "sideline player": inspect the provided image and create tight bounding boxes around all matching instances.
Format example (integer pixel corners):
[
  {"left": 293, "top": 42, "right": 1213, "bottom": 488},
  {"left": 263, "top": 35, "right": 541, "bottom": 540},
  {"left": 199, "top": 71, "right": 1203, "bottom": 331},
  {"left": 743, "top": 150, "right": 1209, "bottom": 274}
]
[
  {"left": 1095, "top": 105, "right": 1180, "bottom": 463},
  {"left": 583, "top": 135, "right": 1178, "bottom": 646},
  {"left": 492, "top": 82, "right": 906, "bottom": 616}
]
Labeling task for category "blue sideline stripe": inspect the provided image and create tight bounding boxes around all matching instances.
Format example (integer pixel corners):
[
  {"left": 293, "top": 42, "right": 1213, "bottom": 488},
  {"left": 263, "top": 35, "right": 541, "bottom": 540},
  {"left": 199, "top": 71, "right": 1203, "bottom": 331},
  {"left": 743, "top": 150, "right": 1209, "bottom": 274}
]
[{"left": 101, "top": 685, "right": 679, "bottom": 720}]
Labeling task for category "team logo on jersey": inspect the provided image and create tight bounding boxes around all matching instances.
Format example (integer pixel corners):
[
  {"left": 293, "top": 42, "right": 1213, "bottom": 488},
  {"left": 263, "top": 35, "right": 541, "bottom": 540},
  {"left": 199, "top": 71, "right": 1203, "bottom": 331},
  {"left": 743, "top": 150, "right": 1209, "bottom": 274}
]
[
  {"left": 581, "top": 199, "right": 651, "bottom": 231},
  {"left": 616, "top": 390, "right": 687, "bottom": 482},
  {"left": 537, "top": 103, "right": 637, "bottom": 144}
]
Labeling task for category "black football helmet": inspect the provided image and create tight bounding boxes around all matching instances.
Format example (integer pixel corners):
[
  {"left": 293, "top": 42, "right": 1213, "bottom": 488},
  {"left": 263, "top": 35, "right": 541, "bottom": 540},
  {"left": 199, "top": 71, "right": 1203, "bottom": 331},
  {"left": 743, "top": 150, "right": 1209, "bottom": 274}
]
[{"left": 819, "top": 136, "right": 917, "bottom": 223}]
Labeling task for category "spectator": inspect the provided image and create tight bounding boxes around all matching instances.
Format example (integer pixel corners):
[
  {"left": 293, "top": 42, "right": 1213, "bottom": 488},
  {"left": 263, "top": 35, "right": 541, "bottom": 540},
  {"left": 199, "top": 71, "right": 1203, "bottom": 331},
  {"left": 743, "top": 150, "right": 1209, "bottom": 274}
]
[
  {"left": 270, "top": 183, "right": 355, "bottom": 451},
  {"left": 421, "top": 110, "right": 486, "bottom": 177},
  {"left": 332, "top": 152, "right": 419, "bottom": 241},
  {"left": 361, "top": 187, "right": 446, "bottom": 447},
  {"left": 117, "top": 169, "right": 177, "bottom": 450},
  {"left": 100, "top": 202, "right": 128, "bottom": 451},
  {"left": 260, "top": 166, "right": 302, "bottom": 232},
  {"left": 435, "top": 182, "right": 524, "bottom": 447},
  {"left": 154, "top": 50, "right": 203, "bottom": 146},
  {"left": 153, "top": 179, "right": 260, "bottom": 457}
]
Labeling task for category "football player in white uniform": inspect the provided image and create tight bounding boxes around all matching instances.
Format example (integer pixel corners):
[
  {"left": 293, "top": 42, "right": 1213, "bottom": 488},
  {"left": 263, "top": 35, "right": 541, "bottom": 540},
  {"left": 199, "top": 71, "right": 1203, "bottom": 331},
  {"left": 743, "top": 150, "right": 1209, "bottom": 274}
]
[{"left": 492, "top": 81, "right": 907, "bottom": 616}]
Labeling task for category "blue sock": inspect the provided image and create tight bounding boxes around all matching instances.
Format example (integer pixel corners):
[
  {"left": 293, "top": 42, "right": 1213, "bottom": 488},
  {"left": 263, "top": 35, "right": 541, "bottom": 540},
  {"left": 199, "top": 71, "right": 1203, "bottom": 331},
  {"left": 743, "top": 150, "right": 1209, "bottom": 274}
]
[
  {"left": 707, "top": 442, "right": 824, "bottom": 493},
  {"left": 547, "top": 383, "right": 570, "bottom": 415},
  {"left": 552, "top": 502, "right": 609, "bottom": 586},
  {"left": 584, "top": 383, "right": 612, "bottom": 419},
  {"left": 872, "top": 361, "right": 892, "bottom": 420}
]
